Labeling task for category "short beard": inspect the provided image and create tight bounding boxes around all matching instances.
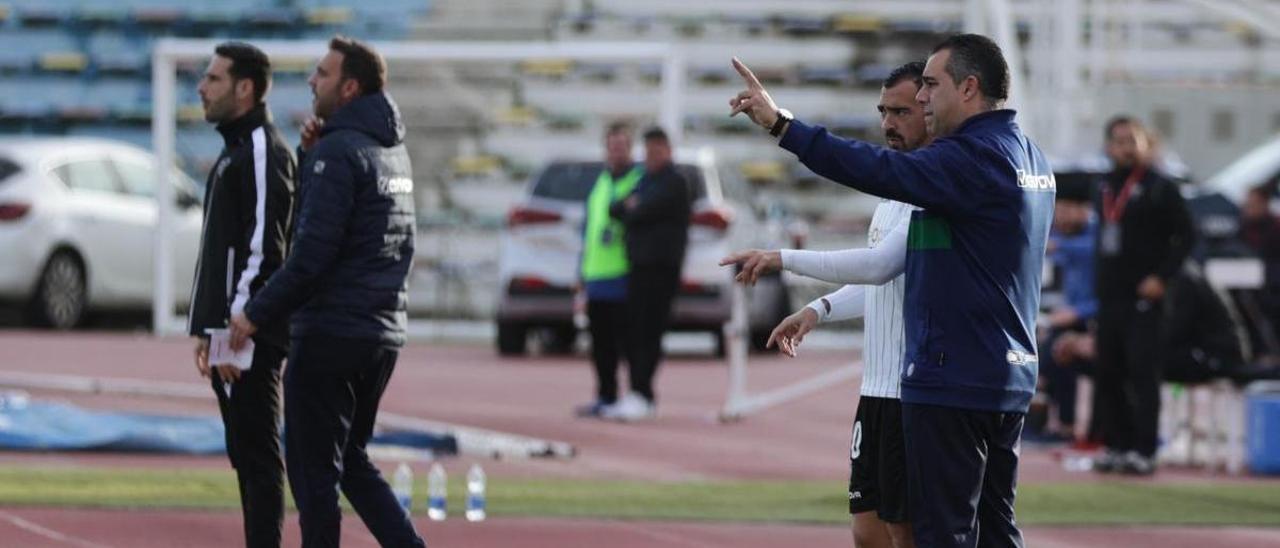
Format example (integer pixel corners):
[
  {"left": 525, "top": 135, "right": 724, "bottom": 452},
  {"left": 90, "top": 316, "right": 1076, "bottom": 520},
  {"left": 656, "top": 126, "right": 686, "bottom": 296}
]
[
  {"left": 313, "top": 95, "right": 335, "bottom": 120},
  {"left": 204, "top": 97, "right": 233, "bottom": 124}
]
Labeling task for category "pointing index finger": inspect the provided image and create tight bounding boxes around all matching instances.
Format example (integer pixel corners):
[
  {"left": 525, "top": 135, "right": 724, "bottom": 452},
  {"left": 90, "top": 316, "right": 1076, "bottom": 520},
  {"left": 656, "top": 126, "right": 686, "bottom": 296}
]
[{"left": 732, "top": 57, "right": 762, "bottom": 90}]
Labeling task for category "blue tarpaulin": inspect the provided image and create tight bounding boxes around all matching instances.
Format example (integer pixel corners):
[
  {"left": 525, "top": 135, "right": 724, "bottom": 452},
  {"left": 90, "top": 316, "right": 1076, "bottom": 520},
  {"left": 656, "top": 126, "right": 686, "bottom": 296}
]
[
  {"left": 0, "top": 391, "right": 457, "bottom": 456},
  {"left": 0, "top": 392, "right": 225, "bottom": 454}
]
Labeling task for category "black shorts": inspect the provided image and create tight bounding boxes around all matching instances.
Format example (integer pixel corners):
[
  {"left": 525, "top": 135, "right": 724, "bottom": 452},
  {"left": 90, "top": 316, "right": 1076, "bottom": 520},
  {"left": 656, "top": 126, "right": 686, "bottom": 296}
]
[{"left": 848, "top": 396, "right": 909, "bottom": 522}]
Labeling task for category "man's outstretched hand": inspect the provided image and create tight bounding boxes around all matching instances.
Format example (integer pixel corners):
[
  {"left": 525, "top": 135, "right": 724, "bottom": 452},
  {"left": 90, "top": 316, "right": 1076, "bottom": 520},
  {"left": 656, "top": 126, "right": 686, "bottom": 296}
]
[
  {"left": 728, "top": 57, "right": 779, "bottom": 130},
  {"left": 719, "top": 249, "right": 782, "bottom": 286},
  {"left": 767, "top": 307, "right": 820, "bottom": 358}
]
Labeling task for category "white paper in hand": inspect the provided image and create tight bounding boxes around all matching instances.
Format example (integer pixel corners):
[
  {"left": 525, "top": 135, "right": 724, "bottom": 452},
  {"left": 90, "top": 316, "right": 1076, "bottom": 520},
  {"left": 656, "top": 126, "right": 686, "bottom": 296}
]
[{"left": 206, "top": 328, "right": 254, "bottom": 371}]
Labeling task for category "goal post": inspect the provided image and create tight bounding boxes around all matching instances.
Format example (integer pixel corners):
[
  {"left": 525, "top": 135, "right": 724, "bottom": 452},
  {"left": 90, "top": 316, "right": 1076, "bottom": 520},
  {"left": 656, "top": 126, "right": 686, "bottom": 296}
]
[{"left": 150, "top": 37, "right": 686, "bottom": 335}]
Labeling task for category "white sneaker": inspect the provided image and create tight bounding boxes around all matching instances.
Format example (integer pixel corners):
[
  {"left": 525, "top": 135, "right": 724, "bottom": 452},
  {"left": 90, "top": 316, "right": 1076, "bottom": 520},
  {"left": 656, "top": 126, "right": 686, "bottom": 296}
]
[{"left": 601, "top": 392, "right": 655, "bottom": 422}]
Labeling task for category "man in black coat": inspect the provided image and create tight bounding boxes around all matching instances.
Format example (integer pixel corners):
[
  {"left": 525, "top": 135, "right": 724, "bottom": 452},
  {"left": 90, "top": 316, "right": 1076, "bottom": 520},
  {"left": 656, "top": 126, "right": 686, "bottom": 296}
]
[
  {"left": 188, "top": 41, "right": 295, "bottom": 548},
  {"left": 606, "top": 127, "right": 691, "bottom": 421},
  {"left": 228, "top": 36, "right": 424, "bottom": 548},
  {"left": 1092, "top": 115, "right": 1195, "bottom": 476}
]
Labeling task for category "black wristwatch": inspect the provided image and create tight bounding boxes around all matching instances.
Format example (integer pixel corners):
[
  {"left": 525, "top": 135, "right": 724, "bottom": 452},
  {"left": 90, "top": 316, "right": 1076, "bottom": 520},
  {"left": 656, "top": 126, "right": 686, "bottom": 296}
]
[{"left": 769, "top": 108, "right": 793, "bottom": 137}]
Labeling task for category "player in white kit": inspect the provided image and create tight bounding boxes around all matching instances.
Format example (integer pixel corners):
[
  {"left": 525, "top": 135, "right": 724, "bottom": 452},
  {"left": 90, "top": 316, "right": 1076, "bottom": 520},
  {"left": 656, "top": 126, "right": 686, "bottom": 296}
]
[{"left": 720, "top": 61, "right": 929, "bottom": 548}]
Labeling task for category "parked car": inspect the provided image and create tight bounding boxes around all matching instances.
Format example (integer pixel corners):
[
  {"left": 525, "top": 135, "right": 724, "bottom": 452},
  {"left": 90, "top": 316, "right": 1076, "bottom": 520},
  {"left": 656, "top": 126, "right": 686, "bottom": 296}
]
[
  {"left": 1179, "top": 136, "right": 1280, "bottom": 259},
  {"left": 1204, "top": 134, "right": 1280, "bottom": 206},
  {"left": 0, "top": 137, "right": 203, "bottom": 328},
  {"left": 496, "top": 148, "right": 792, "bottom": 356}
]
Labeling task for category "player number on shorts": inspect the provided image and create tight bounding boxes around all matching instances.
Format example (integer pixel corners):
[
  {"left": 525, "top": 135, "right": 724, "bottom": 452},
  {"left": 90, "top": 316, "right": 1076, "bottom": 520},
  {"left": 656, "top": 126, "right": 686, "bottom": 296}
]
[{"left": 850, "top": 421, "right": 863, "bottom": 460}]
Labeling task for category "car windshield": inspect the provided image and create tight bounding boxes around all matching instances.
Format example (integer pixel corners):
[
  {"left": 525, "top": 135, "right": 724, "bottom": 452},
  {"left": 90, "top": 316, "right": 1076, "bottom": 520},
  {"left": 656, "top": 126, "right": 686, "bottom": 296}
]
[
  {"left": 532, "top": 161, "right": 707, "bottom": 203},
  {"left": 1206, "top": 134, "right": 1280, "bottom": 197},
  {"left": 531, "top": 162, "right": 605, "bottom": 202}
]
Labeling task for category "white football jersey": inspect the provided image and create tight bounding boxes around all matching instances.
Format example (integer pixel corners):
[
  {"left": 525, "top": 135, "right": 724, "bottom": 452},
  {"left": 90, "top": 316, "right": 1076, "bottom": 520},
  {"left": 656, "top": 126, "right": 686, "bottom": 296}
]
[{"left": 860, "top": 200, "right": 914, "bottom": 399}]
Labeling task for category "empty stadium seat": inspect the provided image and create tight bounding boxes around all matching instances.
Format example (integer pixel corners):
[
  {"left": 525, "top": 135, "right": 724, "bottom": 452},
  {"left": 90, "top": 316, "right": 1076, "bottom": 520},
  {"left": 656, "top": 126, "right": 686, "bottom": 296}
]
[
  {"left": 831, "top": 14, "right": 884, "bottom": 35},
  {"left": 0, "top": 76, "right": 84, "bottom": 113},
  {"left": 87, "top": 32, "right": 148, "bottom": 74},
  {"left": 0, "top": 30, "right": 79, "bottom": 73}
]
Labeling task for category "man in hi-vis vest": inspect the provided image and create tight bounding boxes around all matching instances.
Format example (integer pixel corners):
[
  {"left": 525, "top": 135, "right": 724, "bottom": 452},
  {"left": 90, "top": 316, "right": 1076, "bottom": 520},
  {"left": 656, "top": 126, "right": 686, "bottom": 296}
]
[{"left": 575, "top": 121, "right": 643, "bottom": 418}]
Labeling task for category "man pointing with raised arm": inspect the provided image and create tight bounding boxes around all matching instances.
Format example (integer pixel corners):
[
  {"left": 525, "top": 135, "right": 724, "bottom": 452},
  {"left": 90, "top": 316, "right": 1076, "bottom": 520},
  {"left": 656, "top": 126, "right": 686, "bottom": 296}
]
[{"left": 730, "top": 34, "right": 1054, "bottom": 548}]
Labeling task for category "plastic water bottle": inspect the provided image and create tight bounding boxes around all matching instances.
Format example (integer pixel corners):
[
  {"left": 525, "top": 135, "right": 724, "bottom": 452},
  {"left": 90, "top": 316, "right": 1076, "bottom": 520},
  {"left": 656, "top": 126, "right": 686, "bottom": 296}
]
[
  {"left": 392, "top": 463, "right": 413, "bottom": 515},
  {"left": 427, "top": 462, "right": 447, "bottom": 521},
  {"left": 1062, "top": 453, "right": 1094, "bottom": 472},
  {"left": 465, "top": 464, "right": 487, "bottom": 522}
]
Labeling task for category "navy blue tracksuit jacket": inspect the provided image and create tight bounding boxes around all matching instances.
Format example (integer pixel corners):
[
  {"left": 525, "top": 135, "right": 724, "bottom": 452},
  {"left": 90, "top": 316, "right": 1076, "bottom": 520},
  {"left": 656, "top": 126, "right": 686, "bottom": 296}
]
[
  {"left": 245, "top": 91, "right": 416, "bottom": 347},
  {"left": 780, "top": 110, "right": 1055, "bottom": 413}
]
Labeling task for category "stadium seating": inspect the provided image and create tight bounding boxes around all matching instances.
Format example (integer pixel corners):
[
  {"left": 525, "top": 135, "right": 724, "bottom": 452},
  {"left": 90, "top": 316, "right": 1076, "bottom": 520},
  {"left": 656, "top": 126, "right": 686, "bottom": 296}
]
[
  {"left": 0, "top": 0, "right": 425, "bottom": 177},
  {"left": 1, "top": 0, "right": 1277, "bottom": 187}
]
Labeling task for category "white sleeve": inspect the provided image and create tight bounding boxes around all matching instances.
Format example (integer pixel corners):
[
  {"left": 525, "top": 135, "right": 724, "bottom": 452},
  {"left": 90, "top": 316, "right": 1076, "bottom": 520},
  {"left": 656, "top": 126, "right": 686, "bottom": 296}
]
[
  {"left": 780, "top": 213, "right": 909, "bottom": 285},
  {"left": 805, "top": 284, "right": 866, "bottom": 323}
]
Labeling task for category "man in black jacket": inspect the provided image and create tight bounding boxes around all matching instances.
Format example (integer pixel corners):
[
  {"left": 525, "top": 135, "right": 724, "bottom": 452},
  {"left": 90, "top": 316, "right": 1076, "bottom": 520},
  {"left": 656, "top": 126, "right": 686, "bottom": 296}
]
[
  {"left": 228, "top": 36, "right": 424, "bottom": 548},
  {"left": 605, "top": 127, "right": 691, "bottom": 421},
  {"left": 188, "top": 41, "right": 295, "bottom": 548},
  {"left": 1092, "top": 115, "right": 1195, "bottom": 475}
]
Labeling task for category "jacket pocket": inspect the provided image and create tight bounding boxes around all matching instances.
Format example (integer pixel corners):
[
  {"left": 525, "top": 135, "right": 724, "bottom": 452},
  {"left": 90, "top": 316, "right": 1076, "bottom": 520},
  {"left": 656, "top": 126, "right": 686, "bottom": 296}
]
[{"left": 905, "top": 309, "right": 945, "bottom": 384}]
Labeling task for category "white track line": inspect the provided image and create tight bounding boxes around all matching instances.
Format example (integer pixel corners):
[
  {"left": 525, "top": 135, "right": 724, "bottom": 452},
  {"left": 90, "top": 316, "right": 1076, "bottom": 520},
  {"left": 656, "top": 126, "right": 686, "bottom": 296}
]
[{"left": 0, "top": 509, "right": 113, "bottom": 548}]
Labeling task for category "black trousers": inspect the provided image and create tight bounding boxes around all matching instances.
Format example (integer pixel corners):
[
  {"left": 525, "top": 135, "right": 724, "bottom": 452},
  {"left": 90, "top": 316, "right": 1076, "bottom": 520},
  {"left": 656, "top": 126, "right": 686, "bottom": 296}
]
[
  {"left": 212, "top": 342, "right": 286, "bottom": 548},
  {"left": 626, "top": 263, "right": 681, "bottom": 403},
  {"left": 284, "top": 336, "right": 425, "bottom": 548},
  {"left": 903, "top": 403, "right": 1024, "bottom": 548},
  {"left": 587, "top": 299, "right": 629, "bottom": 403},
  {"left": 1095, "top": 301, "right": 1164, "bottom": 457}
]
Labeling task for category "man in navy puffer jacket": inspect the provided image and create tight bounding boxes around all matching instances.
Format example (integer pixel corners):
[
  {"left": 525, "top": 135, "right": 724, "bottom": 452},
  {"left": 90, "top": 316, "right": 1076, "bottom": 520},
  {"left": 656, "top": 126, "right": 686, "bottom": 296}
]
[
  {"left": 731, "top": 34, "right": 1053, "bottom": 548},
  {"left": 230, "top": 36, "right": 424, "bottom": 548}
]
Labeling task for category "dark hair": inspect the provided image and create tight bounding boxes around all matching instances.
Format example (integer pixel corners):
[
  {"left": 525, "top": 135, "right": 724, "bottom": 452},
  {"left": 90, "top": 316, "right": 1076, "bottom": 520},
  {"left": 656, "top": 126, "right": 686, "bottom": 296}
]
[
  {"left": 883, "top": 61, "right": 925, "bottom": 90},
  {"left": 214, "top": 41, "right": 271, "bottom": 103},
  {"left": 931, "top": 34, "right": 1009, "bottom": 106},
  {"left": 329, "top": 35, "right": 386, "bottom": 95},
  {"left": 642, "top": 126, "right": 669, "bottom": 144},
  {"left": 605, "top": 120, "right": 633, "bottom": 139},
  {"left": 1103, "top": 115, "right": 1146, "bottom": 141}
]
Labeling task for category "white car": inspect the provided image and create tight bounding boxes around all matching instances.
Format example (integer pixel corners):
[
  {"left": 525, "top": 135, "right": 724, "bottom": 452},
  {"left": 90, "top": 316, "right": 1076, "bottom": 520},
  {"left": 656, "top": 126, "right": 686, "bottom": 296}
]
[
  {"left": 1204, "top": 134, "right": 1280, "bottom": 206},
  {"left": 1176, "top": 135, "right": 1280, "bottom": 255},
  {"left": 0, "top": 137, "right": 203, "bottom": 328},
  {"left": 495, "top": 149, "right": 792, "bottom": 355}
]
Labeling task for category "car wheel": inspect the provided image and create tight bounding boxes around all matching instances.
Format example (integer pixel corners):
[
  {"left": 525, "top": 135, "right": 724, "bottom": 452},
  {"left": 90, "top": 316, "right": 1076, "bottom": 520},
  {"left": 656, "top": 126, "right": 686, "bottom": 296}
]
[
  {"left": 712, "top": 329, "right": 727, "bottom": 358},
  {"left": 750, "top": 283, "right": 792, "bottom": 353},
  {"left": 544, "top": 324, "right": 578, "bottom": 355},
  {"left": 30, "top": 251, "right": 86, "bottom": 330},
  {"left": 497, "top": 321, "right": 527, "bottom": 356},
  {"left": 749, "top": 327, "right": 773, "bottom": 352}
]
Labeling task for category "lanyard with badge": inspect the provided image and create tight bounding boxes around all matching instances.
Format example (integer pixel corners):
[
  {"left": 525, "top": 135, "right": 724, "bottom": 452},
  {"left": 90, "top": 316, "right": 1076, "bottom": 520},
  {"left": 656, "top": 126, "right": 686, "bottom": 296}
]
[{"left": 1099, "top": 165, "right": 1145, "bottom": 256}]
